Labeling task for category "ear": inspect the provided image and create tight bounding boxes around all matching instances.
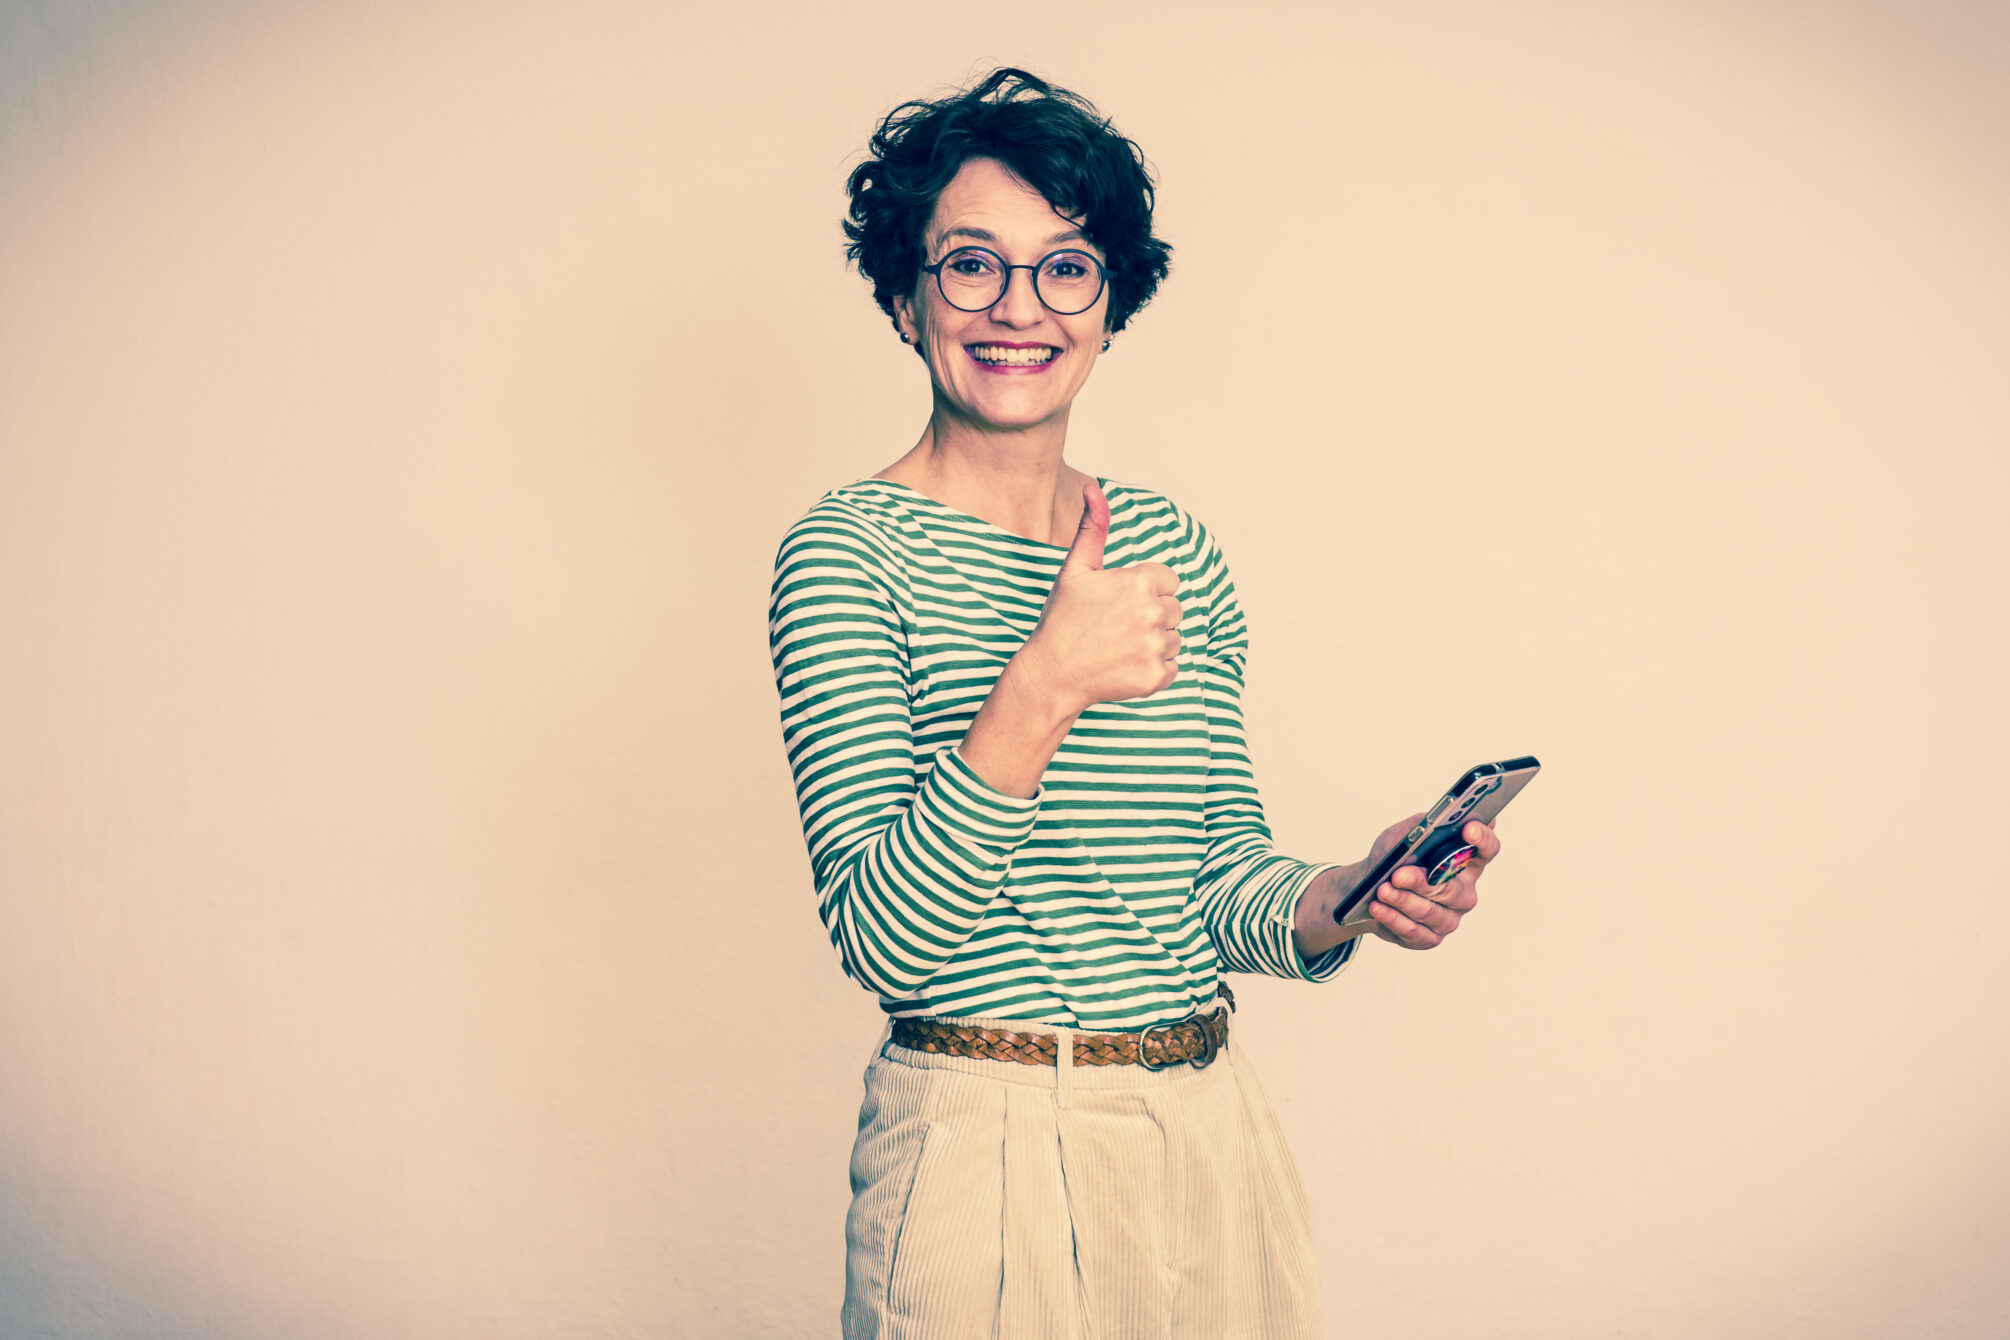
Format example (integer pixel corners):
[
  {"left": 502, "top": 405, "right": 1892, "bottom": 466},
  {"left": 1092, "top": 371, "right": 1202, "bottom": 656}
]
[{"left": 891, "top": 293, "right": 920, "bottom": 347}]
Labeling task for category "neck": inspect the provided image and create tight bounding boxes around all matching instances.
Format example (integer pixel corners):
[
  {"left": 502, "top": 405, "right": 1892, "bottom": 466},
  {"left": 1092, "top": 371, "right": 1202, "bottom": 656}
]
[{"left": 889, "top": 406, "right": 1085, "bottom": 546}]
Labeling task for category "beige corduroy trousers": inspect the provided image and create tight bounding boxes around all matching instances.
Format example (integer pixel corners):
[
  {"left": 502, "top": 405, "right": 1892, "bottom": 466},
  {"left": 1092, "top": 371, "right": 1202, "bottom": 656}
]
[{"left": 842, "top": 1011, "right": 1325, "bottom": 1340}]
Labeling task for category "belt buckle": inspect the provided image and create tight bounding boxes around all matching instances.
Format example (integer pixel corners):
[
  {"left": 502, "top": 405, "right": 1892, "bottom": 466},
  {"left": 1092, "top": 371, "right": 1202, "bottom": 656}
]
[
  {"left": 1137, "top": 1009, "right": 1222, "bottom": 1072},
  {"left": 1191, "top": 1010, "right": 1222, "bottom": 1069}
]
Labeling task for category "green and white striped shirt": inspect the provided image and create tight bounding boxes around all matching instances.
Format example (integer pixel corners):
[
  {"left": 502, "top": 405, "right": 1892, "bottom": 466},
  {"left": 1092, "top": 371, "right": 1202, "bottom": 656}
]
[{"left": 768, "top": 478, "right": 1354, "bottom": 1032}]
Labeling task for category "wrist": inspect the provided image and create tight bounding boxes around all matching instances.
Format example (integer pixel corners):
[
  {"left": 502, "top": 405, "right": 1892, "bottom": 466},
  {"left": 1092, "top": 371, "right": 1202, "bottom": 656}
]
[
  {"left": 999, "top": 645, "right": 1086, "bottom": 730},
  {"left": 1291, "top": 864, "right": 1372, "bottom": 960},
  {"left": 958, "top": 651, "right": 1085, "bottom": 800}
]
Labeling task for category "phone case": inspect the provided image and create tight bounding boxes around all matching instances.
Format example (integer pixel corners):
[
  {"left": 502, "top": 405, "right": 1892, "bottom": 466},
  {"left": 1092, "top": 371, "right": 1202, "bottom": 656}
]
[{"left": 1331, "top": 756, "right": 1541, "bottom": 926}]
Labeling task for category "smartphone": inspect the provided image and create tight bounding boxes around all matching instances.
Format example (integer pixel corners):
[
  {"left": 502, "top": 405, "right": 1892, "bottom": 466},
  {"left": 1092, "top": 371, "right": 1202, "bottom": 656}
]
[{"left": 1331, "top": 756, "right": 1541, "bottom": 925}]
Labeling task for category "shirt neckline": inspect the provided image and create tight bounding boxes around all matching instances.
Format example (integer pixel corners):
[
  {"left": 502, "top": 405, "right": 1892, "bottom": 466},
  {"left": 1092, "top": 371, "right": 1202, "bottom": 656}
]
[{"left": 848, "top": 476, "right": 1114, "bottom": 553}]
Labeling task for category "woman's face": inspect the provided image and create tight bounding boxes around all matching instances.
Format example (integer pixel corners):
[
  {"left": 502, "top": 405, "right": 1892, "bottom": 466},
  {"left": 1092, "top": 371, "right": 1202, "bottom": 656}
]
[{"left": 892, "top": 157, "right": 1110, "bottom": 437}]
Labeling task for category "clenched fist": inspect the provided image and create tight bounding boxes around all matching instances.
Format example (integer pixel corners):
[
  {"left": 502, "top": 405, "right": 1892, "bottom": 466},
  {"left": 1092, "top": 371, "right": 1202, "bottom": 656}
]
[{"left": 1012, "top": 481, "right": 1183, "bottom": 714}]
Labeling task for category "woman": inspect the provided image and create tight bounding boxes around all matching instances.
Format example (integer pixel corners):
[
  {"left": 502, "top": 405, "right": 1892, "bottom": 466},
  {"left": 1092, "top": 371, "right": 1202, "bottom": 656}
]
[{"left": 768, "top": 69, "right": 1502, "bottom": 1339}]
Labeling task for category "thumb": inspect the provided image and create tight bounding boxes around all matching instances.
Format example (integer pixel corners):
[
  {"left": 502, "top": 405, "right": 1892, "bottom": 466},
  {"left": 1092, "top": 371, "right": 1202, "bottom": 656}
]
[{"left": 1062, "top": 480, "right": 1109, "bottom": 571}]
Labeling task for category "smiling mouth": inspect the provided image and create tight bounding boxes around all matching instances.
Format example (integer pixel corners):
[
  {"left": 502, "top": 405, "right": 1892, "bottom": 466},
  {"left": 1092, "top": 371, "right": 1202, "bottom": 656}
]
[{"left": 967, "top": 344, "right": 1058, "bottom": 366}]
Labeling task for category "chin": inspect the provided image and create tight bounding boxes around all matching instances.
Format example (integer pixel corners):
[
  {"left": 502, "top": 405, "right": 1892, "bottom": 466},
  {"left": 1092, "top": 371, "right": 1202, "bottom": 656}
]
[{"left": 972, "top": 402, "right": 1070, "bottom": 432}]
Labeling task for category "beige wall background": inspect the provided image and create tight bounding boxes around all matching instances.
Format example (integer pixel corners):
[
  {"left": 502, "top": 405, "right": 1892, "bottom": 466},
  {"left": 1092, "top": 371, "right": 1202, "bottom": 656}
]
[{"left": 3, "top": 1, "right": 2006, "bottom": 1336}]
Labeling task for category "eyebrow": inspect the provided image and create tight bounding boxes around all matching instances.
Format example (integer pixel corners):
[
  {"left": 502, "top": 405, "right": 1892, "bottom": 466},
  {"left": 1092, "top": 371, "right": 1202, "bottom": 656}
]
[{"left": 935, "top": 225, "right": 1092, "bottom": 251}]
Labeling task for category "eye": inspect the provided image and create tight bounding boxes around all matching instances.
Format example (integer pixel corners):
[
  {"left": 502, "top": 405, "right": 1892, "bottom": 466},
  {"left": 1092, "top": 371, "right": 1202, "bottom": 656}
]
[
  {"left": 1042, "top": 251, "right": 1098, "bottom": 280},
  {"left": 943, "top": 248, "right": 1001, "bottom": 277}
]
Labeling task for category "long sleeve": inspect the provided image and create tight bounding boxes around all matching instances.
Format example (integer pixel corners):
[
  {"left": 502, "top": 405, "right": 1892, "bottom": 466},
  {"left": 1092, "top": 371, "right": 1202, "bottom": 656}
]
[
  {"left": 768, "top": 504, "right": 1040, "bottom": 999},
  {"left": 1186, "top": 525, "right": 1356, "bottom": 982}
]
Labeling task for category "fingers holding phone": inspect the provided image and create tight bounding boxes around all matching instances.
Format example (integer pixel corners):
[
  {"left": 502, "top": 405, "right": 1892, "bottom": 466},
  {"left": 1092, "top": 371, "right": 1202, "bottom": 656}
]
[
  {"left": 1369, "top": 818, "right": 1503, "bottom": 948},
  {"left": 1334, "top": 759, "right": 1535, "bottom": 932}
]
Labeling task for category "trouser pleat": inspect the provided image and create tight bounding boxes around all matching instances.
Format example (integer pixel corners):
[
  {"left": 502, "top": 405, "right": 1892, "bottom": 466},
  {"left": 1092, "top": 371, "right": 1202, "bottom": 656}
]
[
  {"left": 843, "top": 1027, "right": 1324, "bottom": 1340},
  {"left": 1001, "top": 1083, "right": 1085, "bottom": 1340}
]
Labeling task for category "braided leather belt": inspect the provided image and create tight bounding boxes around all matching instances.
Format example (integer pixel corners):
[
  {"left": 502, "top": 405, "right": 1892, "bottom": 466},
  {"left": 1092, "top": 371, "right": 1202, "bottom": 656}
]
[{"left": 890, "top": 999, "right": 1232, "bottom": 1071}]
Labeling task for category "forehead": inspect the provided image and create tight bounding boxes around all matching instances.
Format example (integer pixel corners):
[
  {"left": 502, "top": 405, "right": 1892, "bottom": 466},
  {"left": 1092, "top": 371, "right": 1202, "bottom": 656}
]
[{"left": 926, "top": 157, "right": 1091, "bottom": 252}]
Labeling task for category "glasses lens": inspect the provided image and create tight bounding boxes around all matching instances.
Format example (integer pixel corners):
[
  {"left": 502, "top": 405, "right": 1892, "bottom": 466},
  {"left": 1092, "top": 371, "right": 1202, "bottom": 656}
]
[
  {"left": 1036, "top": 250, "right": 1105, "bottom": 315},
  {"left": 936, "top": 248, "right": 1005, "bottom": 311}
]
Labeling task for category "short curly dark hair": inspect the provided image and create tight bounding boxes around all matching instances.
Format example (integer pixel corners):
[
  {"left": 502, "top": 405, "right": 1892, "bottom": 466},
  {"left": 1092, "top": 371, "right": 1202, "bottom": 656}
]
[{"left": 843, "top": 68, "right": 1173, "bottom": 336}]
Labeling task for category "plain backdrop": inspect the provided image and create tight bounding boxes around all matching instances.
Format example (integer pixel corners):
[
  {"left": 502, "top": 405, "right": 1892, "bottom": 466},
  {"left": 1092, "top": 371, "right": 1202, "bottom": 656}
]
[{"left": 2, "top": 1, "right": 2006, "bottom": 1336}]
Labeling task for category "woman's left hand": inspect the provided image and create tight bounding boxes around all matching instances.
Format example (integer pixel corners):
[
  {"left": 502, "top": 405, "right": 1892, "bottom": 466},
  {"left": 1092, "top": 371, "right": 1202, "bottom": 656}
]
[{"left": 1365, "top": 818, "right": 1502, "bottom": 950}]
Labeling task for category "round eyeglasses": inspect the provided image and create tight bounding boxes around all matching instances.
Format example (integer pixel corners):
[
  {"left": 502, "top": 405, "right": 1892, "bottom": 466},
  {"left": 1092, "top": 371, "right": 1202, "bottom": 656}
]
[{"left": 919, "top": 246, "right": 1112, "bottom": 316}]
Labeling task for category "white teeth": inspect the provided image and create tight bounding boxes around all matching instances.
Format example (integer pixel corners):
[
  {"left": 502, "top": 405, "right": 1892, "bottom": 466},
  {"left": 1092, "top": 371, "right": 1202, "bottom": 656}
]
[{"left": 969, "top": 345, "right": 1056, "bottom": 365}]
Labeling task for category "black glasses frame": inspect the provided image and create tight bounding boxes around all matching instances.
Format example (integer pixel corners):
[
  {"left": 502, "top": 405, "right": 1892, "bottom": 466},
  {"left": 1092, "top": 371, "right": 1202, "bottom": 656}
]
[{"left": 919, "top": 245, "right": 1114, "bottom": 316}]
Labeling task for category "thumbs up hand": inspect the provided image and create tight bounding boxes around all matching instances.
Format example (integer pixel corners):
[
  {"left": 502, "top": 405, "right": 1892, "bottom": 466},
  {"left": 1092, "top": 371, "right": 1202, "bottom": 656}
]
[{"left": 1014, "top": 481, "right": 1183, "bottom": 714}]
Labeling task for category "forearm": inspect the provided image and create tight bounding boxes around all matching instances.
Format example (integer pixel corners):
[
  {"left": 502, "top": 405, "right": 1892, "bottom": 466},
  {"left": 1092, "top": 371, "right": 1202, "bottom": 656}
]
[
  {"left": 1191, "top": 651, "right": 1368, "bottom": 977},
  {"left": 813, "top": 743, "right": 1041, "bottom": 997},
  {"left": 810, "top": 657, "right": 1066, "bottom": 995},
  {"left": 1290, "top": 863, "right": 1378, "bottom": 961},
  {"left": 957, "top": 653, "right": 1081, "bottom": 798}
]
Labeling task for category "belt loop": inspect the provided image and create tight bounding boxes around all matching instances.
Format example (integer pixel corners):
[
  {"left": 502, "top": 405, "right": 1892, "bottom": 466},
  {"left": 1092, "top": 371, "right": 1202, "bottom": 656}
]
[{"left": 1054, "top": 1027, "right": 1073, "bottom": 1108}]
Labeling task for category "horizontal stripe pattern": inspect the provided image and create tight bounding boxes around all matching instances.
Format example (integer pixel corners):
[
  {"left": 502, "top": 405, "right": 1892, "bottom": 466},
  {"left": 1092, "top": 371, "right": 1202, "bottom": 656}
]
[{"left": 769, "top": 478, "right": 1353, "bottom": 1031}]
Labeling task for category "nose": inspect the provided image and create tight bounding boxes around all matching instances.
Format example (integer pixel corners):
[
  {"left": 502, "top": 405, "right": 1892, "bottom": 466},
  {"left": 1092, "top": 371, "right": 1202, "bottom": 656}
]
[{"left": 988, "top": 265, "right": 1045, "bottom": 327}]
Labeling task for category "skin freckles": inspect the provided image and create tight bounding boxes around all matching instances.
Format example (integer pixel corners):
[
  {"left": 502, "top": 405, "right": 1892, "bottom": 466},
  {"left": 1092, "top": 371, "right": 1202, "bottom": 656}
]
[{"left": 891, "top": 158, "right": 1110, "bottom": 445}]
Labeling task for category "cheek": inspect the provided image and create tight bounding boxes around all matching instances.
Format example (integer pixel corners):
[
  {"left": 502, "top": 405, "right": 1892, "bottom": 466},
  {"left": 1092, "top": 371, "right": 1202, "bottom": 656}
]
[{"left": 916, "top": 308, "right": 954, "bottom": 356}]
